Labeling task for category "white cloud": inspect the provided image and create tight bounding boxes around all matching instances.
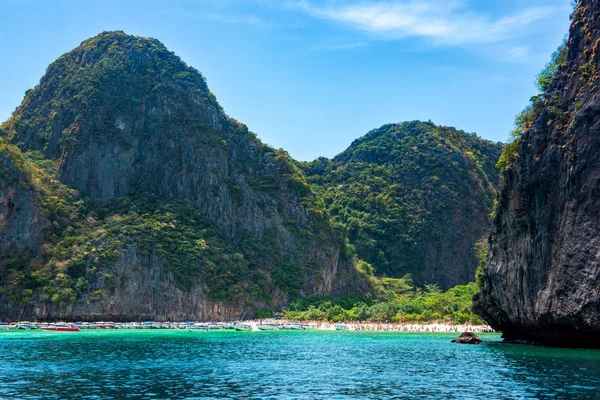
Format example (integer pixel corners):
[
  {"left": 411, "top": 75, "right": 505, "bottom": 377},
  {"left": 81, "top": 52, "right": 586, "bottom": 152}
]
[
  {"left": 176, "top": 10, "right": 270, "bottom": 29},
  {"left": 506, "top": 46, "right": 530, "bottom": 62},
  {"left": 289, "top": 0, "right": 568, "bottom": 45}
]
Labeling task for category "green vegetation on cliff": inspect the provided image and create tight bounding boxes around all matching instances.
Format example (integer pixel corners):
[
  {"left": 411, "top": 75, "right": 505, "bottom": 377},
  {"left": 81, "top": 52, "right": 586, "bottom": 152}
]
[
  {"left": 0, "top": 146, "right": 251, "bottom": 307},
  {"left": 301, "top": 121, "right": 502, "bottom": 289},
  {"left": 0, "top": 144, "right": 348, "bottom": 312},
  {"left": 0, "top": 31, "right": 504, "bottom": 321},
  {"left": 0, "top": 31, "right": 366, "bottom": 320},
  {"left": 496, "top": 40, "right": 569, "bottom": 173}
]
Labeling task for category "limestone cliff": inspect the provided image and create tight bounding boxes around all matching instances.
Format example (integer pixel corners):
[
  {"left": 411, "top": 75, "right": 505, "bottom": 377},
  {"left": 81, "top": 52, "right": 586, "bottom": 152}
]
[
  {"left": 0, "top": 31, "right": 367, "bottom": 321},
  {"left": 0, "top": 146, "right": 47, "bottom": 261},
  {"left": 473, "top": 0, "right": 600, "bottom": 347},
  {"left": 302, "top": 122, "right": 502, "bottom": 289}
]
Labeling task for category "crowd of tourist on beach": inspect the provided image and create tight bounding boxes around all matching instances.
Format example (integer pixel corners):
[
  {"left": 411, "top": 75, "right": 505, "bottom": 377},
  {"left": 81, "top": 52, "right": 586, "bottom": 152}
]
[{"left": 320, "top": 322, "right": 495, "bottom": 333}]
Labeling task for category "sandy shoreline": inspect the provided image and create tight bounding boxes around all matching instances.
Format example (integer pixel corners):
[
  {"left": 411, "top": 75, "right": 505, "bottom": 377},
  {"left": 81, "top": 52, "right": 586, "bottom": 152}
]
[
  {"left": 0, "top": 320, "right": 495, "bottom": 333},
  {"left": 286, "top": 321, "right": 495, "bottom": 333}
]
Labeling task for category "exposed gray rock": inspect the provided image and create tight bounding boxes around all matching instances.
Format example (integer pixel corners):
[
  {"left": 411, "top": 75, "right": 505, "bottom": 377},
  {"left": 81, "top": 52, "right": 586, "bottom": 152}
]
[
  {"left": 0, "top": 31, "right": 368, "bottom": 321},
  {"left": 302, "top": 122, "right": 503, "bottom": 289},
  {"left": 473, "top": 0, "right": 600, "bottom": 348},
  {"left": 0, "top": 151, "right": 47, "bottom": 259},
  {"left": 451, "top": 332, "right": 482, "bottom": 344}
]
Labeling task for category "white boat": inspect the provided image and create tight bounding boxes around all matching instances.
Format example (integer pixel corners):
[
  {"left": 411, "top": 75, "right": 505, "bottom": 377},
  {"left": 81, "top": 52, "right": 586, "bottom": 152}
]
[
  {"left": 281, "top": 323, "right": 305, "bottom": 330},
  {"left": 188, "top": 324, "right": 210, "bottom": 331},
  {"left": 42, "top": 324, "right": 80, "bottom": 332},
  {"left": 233, "top": 324, "right": 252, "bottom": 331},
  {"left": 95, "top": 322, "right": 116, "bottom": 329},
  {"left": 335, "top": 324, "right": 349, "bottom": 331},
  {"left": 290, "top": 324, "right": 305, "bottom": 330},
  {"left": 257, "top": 324, "right": 279, "bottom": 331}
]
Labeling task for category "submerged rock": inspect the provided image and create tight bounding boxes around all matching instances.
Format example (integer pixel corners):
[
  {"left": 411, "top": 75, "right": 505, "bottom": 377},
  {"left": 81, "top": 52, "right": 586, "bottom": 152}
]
[
  {"left": 451, "top": 332, "right": 482, "bottom": 345},
  {"left": 473, "top": 0, "right": 600, "bottom": 348}
]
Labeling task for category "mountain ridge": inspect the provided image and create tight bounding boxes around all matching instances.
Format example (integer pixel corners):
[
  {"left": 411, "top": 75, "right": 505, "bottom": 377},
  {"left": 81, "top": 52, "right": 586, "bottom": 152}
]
[
  {"left": 0, "top": 30, "right": 501, "bottom": 321},
  {"left": 0, "top": 30, "right": 368, "bottom": 321},
  {"left": 301, "top": 121, "right": 502, "bottom": 289}
]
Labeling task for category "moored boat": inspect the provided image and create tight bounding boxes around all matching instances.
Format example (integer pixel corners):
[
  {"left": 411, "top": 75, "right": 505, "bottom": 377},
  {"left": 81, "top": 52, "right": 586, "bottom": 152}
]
[
  {"left": 42, "top": 324, "right": 80, "bottom": 332},
  {"left": 335, "top": 324, "right": 349, "bottom": 331},
  {"left": 233, "top": 324, "right": 252, "bottom": 331},
  {"left": 188, "top": 324, "right": 210, "bottom": 331},
  {"left": 257, "top": 324, "right": 279, "bottom": 331},
  {"left": 95, "top": 323, "right": 115, "bottom": 329}
]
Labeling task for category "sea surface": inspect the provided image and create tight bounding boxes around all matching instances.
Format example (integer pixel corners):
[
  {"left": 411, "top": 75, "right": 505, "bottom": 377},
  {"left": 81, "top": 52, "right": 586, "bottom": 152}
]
[{"left": 0, "top": 330, "right": 599, "bottom": 399}]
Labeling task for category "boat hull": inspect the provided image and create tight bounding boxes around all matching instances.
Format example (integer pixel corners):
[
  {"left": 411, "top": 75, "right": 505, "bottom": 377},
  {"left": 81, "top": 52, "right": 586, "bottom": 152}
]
[
  {"left": 234, "top": 325, "right": 252, "bottom": 331},
  {"left": 257, "top": 325, "right": 279, "bottom": 331},
  {"left": 42, "top": 327, "right": 81, "bottom": 332}
]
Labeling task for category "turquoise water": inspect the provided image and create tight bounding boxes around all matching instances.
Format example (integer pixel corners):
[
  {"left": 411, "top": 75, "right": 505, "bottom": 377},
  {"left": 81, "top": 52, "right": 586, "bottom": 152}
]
[{"left": 0, "top": 331, "right": 599, "bottom": 399}]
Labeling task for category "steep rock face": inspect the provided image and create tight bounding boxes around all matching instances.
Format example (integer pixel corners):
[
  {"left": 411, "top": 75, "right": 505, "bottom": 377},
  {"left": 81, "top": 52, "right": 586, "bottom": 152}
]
[
  {"left": 0, "top": 144, "right": 50, "bottom": 319},
  {"left": 303, "top": 122, "right": 502, "bottom": 289},
  {"left": 473, "top": 0, "right": 600, "bottom": 347},
  {"left": 0, "top": 147, "right": 46, "bottom": 260},
  {"left": 8, "top": 32, "right": 306, "bottom": 242},
  {"left": 27, "top": 246, "right": 250, "bottom": 322},
  {"left": 0, "top": 31, "right": 367, "bottom": 321}
]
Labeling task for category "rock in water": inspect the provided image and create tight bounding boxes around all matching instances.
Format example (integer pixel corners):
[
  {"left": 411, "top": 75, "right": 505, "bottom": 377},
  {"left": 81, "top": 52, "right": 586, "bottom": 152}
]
[
  {"left": 473, "top": 0, "right": 600, "bottom": 348},
  {"left": 451, "top": 332, "right": 482, "bottom": 345}
]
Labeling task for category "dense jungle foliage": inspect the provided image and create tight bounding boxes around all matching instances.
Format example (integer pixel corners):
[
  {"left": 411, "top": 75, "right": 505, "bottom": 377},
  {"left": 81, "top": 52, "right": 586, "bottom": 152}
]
[
  {"left": 283, "top": 271, "right": 483, "bottom": 324},
  {"left": 301, "top": 121, "right": 503, "bottom": 288},
  {"left": 1, "top": 31, "right": 505, "bottom": 321}
]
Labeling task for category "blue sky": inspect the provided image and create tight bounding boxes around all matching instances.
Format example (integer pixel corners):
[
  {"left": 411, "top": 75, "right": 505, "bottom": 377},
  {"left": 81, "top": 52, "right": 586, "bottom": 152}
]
[{"left": 0, "top": 0, "right": 572, "bottom": 160}]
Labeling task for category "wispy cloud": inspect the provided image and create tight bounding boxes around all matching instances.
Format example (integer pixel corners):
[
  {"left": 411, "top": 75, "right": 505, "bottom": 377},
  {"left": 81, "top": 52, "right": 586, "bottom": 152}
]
[
  {"left": 205, "top": 13, "right": 269, "bottom": 28},
  {"left": 177, "top": 10, "right": 271, "bottom": 29},
  {"left": 506, "top": 46, "right": 530, "bottom": 62},
  {"left": 288, "top": 0, "right": 568, "bottom": 46}
]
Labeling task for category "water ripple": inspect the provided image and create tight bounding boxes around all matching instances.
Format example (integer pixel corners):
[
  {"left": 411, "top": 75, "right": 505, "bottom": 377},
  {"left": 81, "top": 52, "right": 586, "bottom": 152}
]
[{"left": 0, "top": 331, "right": 599, "bottom": 399}]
